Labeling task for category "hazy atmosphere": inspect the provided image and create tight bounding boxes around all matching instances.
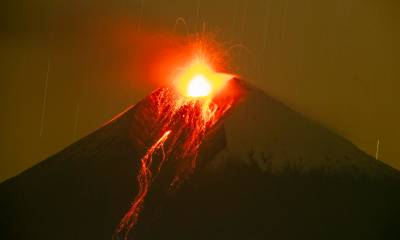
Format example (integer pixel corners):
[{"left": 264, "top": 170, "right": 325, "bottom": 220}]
[{"left": 1, "top": 0, "right": 399, "bottom": 182}]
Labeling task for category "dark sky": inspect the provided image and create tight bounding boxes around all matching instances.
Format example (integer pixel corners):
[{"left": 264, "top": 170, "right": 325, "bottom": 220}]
[{"left": 1, "top": 0, "right": 399, "bottom": 182}]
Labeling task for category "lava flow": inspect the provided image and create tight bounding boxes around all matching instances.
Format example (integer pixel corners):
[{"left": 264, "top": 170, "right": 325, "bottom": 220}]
[
  {"left": 114, "top": 55, "right": 240, "bottom": 240},
  {"left": 114, "top": 130, "right": 171, "bottom": 240}
]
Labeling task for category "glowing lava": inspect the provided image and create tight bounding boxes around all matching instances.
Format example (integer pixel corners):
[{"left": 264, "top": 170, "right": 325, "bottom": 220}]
[
  {"left": 114, "top": 130, "right": 171, "bottom": 240},
  {"left": 114, "top": 53, "right": 238, "bottom": 240}
]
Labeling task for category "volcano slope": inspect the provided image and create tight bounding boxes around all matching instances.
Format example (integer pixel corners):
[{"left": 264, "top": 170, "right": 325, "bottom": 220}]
[{"left": 1, "top": 79, "right": 400, "bottom": 240}]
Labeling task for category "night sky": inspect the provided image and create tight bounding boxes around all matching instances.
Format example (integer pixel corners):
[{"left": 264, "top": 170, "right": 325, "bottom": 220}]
[{"left": 1, "top": 0, "right": 399, "bottom": 182}]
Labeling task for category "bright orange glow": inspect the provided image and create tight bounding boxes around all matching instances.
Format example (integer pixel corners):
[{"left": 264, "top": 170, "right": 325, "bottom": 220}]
[{"left": 175, "top": 58, "right": 233, "bottom": 98}]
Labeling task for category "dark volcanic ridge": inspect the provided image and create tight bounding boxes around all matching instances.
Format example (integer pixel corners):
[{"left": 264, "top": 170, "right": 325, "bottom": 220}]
[{"left": 1, "top": 79, "right": 400, "bottom": 240}]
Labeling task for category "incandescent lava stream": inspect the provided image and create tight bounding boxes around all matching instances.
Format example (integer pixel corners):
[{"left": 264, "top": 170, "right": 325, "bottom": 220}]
[{"left": 114, "top": 59, "right": 243, "bottom": 240}]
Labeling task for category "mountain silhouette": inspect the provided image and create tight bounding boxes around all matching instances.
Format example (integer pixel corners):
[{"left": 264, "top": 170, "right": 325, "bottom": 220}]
[{"left": 1, "top": 79, "right": 400, "bottom": 240}]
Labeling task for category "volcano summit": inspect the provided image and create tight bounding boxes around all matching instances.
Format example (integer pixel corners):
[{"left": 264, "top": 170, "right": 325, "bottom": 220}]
[{"left": 1, "top": 79, "right": 400, "bottom": 240}]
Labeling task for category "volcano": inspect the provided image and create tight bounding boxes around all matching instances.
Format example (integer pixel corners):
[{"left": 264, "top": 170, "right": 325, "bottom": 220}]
[{"left": 1, "top": 79, "right": 400, "bottom": 240}]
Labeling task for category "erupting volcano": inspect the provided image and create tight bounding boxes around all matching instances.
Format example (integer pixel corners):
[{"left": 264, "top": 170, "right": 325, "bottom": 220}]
[
  {"left": 1, "top": 42, "right": 400, "bottom": 240},
  {"left": 114, "top": 57, "right": 238, "bottom": 239}
]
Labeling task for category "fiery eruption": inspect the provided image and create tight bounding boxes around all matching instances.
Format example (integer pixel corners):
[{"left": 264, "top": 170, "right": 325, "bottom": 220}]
[
  {"left": 114, "top": 50, "right": 239, "bottom": 240},
  {"left": 175, "top": 57, "right": 233, "bottom": 98}
]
